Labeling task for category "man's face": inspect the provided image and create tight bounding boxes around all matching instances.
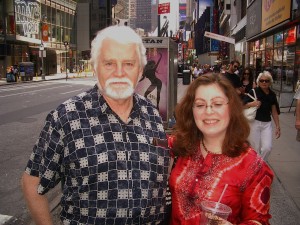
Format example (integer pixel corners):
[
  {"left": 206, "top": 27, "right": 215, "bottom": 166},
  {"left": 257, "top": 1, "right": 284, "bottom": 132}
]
[
  {"left": 232, "top": 63, "right": 239, "bottom": 72},
  {"left": 96, "top": 39, "right": 143, "bottom": 100}
]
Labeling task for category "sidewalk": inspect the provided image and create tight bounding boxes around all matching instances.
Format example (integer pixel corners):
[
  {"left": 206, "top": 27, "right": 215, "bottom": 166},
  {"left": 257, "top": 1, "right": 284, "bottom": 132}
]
[{"left": 0, "top": 71, "right": 94, "bottom": 86}]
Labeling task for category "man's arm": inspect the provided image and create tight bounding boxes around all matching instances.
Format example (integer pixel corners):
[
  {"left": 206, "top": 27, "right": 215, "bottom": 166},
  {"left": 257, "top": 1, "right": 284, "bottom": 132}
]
[
  {"left": 296, "top": 99, "right": 300, "bottom": 130},
  {"left": 21, "top": 173, "right": 53, "bottom": 225}
]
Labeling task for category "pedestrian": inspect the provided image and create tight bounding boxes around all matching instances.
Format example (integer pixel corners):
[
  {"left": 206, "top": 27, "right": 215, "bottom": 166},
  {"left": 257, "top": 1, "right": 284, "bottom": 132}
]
[
  {"left": 244, "top": 71, "right": 281, "bottom": 160},
  {"left": 294, "top": 83, "right": 300, "bottom": 141},
  {"left": 167, "top": 73, "right": 273, "bottom": 224},
  {"left": 13, "top": 65, "right": 18, "bottom": 82},
  {"left": 223, "top": 60, "right": 242, "bottom": 95},
  {"left": 21, "top": 25, "right": 171, "bottom": 225},
  {"left": 240, "top": 67, "right": 256, "bottom": 99}
]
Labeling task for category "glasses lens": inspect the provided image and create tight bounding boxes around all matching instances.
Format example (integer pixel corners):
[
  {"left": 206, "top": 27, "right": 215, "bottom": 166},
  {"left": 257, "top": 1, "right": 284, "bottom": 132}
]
[{"left": 259, "top": 79, "right": 270, "bottom": 83}]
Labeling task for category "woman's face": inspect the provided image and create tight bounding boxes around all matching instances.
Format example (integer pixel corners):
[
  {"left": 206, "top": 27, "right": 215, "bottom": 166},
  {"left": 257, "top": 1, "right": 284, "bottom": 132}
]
[
  {"left": 192, "top": 84, "right": 230, "bottom": 140},
  {"left": 244, "top": 70, "right": 250, "bottom": 78},
  {"left": 258, "top": 75, "right": 271, "bottom": 90}
]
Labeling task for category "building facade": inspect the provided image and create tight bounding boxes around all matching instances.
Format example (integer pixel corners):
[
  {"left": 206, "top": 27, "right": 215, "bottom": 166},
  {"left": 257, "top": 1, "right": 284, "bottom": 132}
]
[{"left": 0, "top": 0, "right": 77, "bottom": 78}]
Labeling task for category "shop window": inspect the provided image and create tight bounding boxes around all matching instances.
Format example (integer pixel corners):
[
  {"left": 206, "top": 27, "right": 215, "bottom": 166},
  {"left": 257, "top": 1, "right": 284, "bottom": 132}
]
[
  {"left": 265, "top": 49, "right": 273, "bottom": 68},
  {"left": 255, "top": 40, "right": 260, "bottom": 51},
  {"left": 249, "top": 52, "right": 254, "bottom": 67},
  {"left": 284, "top": 26, "right": 296, "bottom": 46},
  {"left": 282, "top": 46, "right": 295, "bottom": 91},
  {"left": 260, "top": 38, "right": 265, "bottom": 51},
  {"left": 249, "top": 42, "right": 255, "bottom": 52},
  {"left": 274, "top": 32, "right": 283, "bottom": 47},
  {"left": 266, "top": 35, "right": 273, "bottom": 49},
  {"left": 274, "top": 48, "right": 283, "bottom": 66}
]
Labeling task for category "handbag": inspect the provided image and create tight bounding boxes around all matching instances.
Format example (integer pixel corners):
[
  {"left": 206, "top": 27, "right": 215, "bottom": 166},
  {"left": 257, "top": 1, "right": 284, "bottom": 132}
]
[{"left": 243, "top": 89, "right": 258, "bottom": 121}]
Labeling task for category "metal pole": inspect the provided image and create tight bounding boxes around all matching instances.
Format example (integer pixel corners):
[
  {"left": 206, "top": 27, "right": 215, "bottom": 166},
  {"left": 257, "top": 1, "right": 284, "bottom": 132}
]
[
  {"left": 65, "top": 46, "right": 68, "bottom": 81},
  {"left": 41, "top": 46, "right": 45, "bottom": 80},
  {"left": 64, "top": 41, "right": 68, "bottom": 81}
]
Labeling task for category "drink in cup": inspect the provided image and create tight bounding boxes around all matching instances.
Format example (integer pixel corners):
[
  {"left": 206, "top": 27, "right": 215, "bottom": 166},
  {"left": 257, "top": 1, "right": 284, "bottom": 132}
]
[{"left": 200, "top": 200, "right": 232, "bottom": 225}]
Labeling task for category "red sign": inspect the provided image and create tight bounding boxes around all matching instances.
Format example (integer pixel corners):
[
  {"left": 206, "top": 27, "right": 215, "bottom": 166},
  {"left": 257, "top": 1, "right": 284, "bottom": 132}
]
[
  {"left": 158, "top": 3, "right": 170, "bottom": 15},
  {"left": 42, "top": 24, "right": 49, "bottom": 42}
]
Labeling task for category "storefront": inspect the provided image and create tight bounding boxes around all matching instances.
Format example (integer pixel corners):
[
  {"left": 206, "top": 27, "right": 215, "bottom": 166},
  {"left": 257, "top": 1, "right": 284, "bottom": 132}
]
[
  {"left": 0, "top": 0, "right": 76, "bottom": 78},
  {"left": 246, "top": 0, "right": 300, "bottom": 107}
]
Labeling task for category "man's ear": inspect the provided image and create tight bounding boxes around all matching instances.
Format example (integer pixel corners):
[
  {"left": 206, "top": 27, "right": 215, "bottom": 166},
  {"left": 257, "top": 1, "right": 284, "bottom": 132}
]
[{"left": 138, "top": 68, "right": 143, "bottom": 80}]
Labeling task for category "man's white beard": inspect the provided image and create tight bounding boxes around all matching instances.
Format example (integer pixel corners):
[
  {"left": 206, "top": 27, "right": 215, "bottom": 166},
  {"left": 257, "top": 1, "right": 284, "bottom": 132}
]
[{"left": 98, "top": 77, "right": 135, "bottom": 100}]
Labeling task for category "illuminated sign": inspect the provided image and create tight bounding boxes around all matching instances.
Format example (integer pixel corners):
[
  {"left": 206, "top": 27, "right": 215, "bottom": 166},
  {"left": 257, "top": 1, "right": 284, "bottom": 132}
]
[{"left": 15, "top": 0, "right": 41, "bottom": 36}]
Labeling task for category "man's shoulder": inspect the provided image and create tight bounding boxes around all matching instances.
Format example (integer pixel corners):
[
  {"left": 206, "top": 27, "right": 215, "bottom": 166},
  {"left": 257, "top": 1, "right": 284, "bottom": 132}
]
[
  {"left": 134, "top": 94, "right": 162, "bottom": 118},
  {"left": 55, "top": 85, "right": 98, "bottom": 114}
]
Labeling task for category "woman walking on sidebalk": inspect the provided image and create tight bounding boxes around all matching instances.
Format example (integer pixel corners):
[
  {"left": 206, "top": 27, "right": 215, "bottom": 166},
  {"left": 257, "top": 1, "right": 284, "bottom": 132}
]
[{"left": 244, "top": 70, "right": 281, "bottom": 160}]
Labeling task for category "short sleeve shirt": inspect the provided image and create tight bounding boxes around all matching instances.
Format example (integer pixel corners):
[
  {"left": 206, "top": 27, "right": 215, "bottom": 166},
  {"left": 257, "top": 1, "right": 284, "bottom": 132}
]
[
  {"left": 25, "top": 85, "right": 171, "bottom": 225},
  {"left": 246, "top": 87, "right": 278, "bottom": 122}
]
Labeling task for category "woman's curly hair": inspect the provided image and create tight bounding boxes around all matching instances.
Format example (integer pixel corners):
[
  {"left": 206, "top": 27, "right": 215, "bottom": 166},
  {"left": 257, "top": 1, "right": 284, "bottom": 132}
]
[{"left": 172, "top": 73, "right": 250, "bottom": 157}]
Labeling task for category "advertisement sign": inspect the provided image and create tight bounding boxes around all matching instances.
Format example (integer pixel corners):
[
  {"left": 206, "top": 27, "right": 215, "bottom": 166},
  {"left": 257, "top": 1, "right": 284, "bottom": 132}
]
[
  {"left": 135, "top": 47, "right": 168, "bottom": 121},
  {"left": 261, "top": 0, "right": 291, "bottom": 32},
  {"left": 158, "top": 2, "right": 170, "bottom": 15},
  {"left": 246, "top": 0, "right": 262, "bottom": 39}
]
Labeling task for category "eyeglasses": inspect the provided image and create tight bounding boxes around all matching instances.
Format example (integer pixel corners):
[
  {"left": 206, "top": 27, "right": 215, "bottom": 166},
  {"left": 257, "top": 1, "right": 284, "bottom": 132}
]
[
  {"left": 244, "top": 72, "right": 250, "bottom": 74},
  {"left": 259, "top": 79, "right": 270, "bottom": 83},
  {"left": 193, "top": 101, "right": 228, "bottom": 112},
  {"left": 233, "top": 65, "right": 239, "bottom": 68}
]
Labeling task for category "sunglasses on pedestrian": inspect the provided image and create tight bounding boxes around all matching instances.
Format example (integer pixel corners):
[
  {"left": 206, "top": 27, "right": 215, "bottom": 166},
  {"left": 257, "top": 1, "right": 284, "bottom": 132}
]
[
  {"left": 259, "top": 79, "right": 270, "bottom": 83},
  {"left": 233, "top": 65, "right": 239, "bottom": 68}
]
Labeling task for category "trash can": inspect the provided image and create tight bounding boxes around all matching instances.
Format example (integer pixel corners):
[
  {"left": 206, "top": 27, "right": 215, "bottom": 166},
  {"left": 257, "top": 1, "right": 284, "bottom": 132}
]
[{"left": 182, "top": 69, "right": 191, "bottom": 85}]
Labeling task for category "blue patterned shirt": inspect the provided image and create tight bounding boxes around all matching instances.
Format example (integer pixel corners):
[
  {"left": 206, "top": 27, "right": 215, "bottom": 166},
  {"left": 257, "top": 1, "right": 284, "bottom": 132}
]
[{"left": 25, "top": 85, "right": 171, "bottom": 225}]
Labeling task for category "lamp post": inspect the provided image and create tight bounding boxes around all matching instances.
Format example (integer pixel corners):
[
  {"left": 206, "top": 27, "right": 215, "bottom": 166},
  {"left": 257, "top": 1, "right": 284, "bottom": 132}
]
[
  {"left": 40, "top": 15, "right": 47, "bottom": 80},
  {"left": 64, "top": 41, "right": 69, "bottom": 81}
]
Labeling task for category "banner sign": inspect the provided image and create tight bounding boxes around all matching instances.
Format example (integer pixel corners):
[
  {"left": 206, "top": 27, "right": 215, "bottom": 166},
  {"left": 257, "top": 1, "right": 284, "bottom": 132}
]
[
  {"left": 158, "top": 3, "right": 170, "bottom": 15},
  {"left": 42, "top": 24, "right": 49, "bottom": 42},
  {"left": 204, "top": 31, "right": 235, "bottom": 44}
]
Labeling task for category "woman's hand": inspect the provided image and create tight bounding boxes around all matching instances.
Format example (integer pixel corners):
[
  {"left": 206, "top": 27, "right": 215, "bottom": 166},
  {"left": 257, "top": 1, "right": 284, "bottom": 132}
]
[{"left": 275, "top": 127, "right": 281, "bottom": 139}]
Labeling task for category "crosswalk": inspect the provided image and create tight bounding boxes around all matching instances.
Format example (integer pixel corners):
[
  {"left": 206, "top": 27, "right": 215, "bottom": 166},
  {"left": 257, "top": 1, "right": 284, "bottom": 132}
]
[{"left": 0, "top": 214, "right": 12, "bottom": 225}]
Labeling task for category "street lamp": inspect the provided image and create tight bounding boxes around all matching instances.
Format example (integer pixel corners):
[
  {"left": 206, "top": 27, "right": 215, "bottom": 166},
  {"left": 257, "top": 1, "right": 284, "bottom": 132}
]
[
  {"left": 40, "top": 15, "right": 47, "bottom": 80},
  {"left": 64, "top": 41, "right": 69, "bottom": 81}
]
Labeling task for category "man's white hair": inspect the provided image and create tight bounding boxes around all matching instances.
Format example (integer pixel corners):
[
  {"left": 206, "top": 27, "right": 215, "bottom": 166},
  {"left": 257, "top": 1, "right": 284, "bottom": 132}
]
[{"left": 90, "top": 26, "right": 147, "bottom": 73}]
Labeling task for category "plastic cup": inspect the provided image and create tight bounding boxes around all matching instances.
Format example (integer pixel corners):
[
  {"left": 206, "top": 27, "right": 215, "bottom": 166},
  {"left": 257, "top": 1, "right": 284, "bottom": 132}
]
[{"left": 200, "top": 200, "right": 232, "bottom": 225}]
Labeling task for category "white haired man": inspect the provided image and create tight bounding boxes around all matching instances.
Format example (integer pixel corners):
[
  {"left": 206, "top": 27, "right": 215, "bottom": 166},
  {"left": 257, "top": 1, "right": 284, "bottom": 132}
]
[{"left": 21, "top": 26, "right": 171, "bottom": 225}]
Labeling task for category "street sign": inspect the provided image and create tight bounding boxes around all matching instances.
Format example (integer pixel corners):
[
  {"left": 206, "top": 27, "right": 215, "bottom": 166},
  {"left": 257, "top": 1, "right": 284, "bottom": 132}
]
[
  {"left": 204, "top": 31, "right": 235, "bottom": 44},
  {"left": 158, "top": 3, "right": 170, "bottom": 15},
  {"left": 39, "top": 50, "right": 46, "bottom": 57},
  {"left": 39, "top": 44, "right": 44, "bottom": 51}
]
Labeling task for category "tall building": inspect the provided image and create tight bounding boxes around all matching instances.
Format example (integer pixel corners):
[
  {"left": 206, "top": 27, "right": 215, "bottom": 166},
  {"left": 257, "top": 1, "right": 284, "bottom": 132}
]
[
  {"left": 135, "top": 1, "right": 152, "bottom": 33},
  {"left": 76, "top": 0, "right": 115, "bottom": 67},
  {"left": 0, "top": 0, "right": 77, "bottom": 78}
]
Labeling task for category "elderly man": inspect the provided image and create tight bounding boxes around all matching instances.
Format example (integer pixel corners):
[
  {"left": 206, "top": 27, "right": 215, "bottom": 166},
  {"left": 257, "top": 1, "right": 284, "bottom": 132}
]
[{"left": 21, "top": 26, "right": 171, "bottom": 225}]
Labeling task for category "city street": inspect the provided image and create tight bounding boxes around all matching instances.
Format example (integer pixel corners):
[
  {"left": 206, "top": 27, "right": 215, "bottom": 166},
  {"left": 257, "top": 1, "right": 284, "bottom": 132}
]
[
  {"left": 1, "top": 76, "right": 300, "bottom": 225},
  {"left": 0, "top": 77, "right": 97, "bottom": 224}
]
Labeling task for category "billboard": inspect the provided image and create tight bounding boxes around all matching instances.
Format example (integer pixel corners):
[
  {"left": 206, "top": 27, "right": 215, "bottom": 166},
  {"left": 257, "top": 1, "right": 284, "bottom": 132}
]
[
  {"left": 136, "top": 42, "right": 169, "bottom": 121},
  {"left": 261, "top": 0, "right": 291, "bottom": 32}
]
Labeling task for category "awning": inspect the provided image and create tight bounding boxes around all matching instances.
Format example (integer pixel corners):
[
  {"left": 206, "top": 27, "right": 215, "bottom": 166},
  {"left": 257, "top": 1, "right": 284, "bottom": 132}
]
[{"left": 231, "top": 17, "right": 247, "bottom": 36}]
